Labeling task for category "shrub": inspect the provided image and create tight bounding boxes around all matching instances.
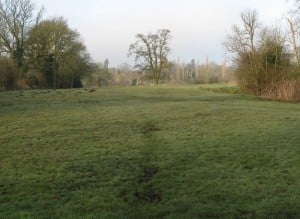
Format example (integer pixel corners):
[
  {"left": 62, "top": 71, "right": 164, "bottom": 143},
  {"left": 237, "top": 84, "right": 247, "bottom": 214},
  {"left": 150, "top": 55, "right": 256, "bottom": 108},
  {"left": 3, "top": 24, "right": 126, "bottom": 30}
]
[
  {"left": 235, "top": 34, "right": 291, "bottom": 96},
  {"left": 0, "top": 57, "right": 18, "bottom": 90},
  {"left": 16, "top": 78, "right": 29, "bottom": 90},
  {"left": 224, "top": 10, "right": 292, "bottom": 96},
  {"left": 26, "top": 70, "right": 46, "bottom": 89}
]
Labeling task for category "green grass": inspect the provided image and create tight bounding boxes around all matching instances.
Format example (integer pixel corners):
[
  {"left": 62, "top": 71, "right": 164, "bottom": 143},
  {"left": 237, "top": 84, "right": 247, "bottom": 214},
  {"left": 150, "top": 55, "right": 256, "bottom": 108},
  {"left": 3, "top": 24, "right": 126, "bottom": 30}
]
[{"left": 0, "top": 85, "right": 299, "bottom": 218}]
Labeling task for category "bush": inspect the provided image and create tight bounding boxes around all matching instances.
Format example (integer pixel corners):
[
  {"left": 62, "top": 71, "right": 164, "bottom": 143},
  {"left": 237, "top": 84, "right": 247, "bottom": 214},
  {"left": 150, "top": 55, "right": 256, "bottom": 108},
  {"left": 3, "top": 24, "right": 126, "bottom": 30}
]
[
  {"left": 0, "top": 57, "right": 18, "bottom": 90},
  {"left": 224, "top": 10, "right": 292, "bottom": 97},
  {"left": 16, "top": 78, "right": 29, "bottom": 90},
  {"left": 235, "top": 36, "right": 291, "bottom": 96},
  {"left": 26, "top": 70, "right": 44, "bottom": 89}
]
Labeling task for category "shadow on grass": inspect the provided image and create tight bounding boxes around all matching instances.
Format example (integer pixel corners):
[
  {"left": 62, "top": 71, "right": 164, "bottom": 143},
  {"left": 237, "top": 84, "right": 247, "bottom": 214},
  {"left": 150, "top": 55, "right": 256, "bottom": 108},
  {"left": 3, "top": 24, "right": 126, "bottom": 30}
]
[
  {"left": 135, "top": 120, "right": 162, "bottom": 204},
  {"left": 118, "top": 120, "right": 163, "bottom": 205}
]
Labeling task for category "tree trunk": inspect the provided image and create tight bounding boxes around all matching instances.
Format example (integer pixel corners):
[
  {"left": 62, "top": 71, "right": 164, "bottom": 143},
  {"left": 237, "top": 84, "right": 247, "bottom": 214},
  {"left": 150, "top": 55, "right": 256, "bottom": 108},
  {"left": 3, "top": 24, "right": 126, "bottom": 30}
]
[
  {"left": 53, "top": 62, "right": 58, "bottom": 90},
  {"left": 287, "top": 18, "right": 300, "bottom": 69},
  {"left": 70, "top": 73, "right": 74, "bottom": 88}
]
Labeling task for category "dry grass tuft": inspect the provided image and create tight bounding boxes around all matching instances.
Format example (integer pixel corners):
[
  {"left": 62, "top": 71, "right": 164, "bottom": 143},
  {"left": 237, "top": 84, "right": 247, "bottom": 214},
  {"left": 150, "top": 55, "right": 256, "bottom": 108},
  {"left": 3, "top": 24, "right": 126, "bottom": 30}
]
[
  {"left": 88, "top": 88, "right": 97, "bottom": 92},
  {"left": 262, "top": 80, "right": 300, "bottom": 102}
]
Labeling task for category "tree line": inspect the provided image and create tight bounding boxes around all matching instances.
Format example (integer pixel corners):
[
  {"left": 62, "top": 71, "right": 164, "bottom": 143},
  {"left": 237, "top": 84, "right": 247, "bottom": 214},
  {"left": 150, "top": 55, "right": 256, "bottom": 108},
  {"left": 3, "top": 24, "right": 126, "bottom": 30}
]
[
  {"left": 0, "top": 0, "right": 90, "bottom": 90},
  {"left": 127, "top": 2, "right": 299, "bottom": 101},
  {"left": 82, "top": 58, "right": 233, "bottom": 87},
  {"left": 1, "top": 0, "right": 299, "bottom": 102}
]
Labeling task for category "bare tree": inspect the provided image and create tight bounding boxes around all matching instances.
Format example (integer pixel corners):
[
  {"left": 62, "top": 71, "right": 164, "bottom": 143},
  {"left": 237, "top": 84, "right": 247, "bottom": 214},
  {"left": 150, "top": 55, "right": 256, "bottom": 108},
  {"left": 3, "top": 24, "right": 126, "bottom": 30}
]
[
  {"left": 128, "top": 29, "right": 172, "bottom": 85},
  {"left": 286, "top": 1, "right": 300, "bottom": 71},
  {"left": 0, "top": 0, "right": 43, "bottom": 68},
  {"left": 287, "top": 17, "right": 300, "bottom": 68},
  {"left": 223, "top": 10, "right": 261, "bottom": 92},
  {"left": 224, "top": 9, "right": 260, "bottom": 62}
]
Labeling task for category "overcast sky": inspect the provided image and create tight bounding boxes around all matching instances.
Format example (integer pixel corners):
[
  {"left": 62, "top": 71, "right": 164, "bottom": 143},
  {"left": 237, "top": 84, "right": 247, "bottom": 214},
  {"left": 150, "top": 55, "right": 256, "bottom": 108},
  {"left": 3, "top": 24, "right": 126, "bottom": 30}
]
[{"left": 33, "top": 0, "right": 291, "bottom": 67}]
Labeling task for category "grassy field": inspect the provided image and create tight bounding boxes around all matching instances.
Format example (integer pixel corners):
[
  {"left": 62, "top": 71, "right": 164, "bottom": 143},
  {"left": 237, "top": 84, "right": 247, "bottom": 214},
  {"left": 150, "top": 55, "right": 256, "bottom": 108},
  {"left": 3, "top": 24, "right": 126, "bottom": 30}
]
[{"left": 0, "top": 85, "right": 299, "bottom": 218}]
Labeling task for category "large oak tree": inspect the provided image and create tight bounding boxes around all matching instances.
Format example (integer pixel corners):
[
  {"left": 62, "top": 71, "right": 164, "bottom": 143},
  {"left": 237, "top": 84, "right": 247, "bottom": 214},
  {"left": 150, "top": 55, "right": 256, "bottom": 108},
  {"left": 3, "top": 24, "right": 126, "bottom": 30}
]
[{"left": 128, "top": 29, "right": 172, "bottom": 85}]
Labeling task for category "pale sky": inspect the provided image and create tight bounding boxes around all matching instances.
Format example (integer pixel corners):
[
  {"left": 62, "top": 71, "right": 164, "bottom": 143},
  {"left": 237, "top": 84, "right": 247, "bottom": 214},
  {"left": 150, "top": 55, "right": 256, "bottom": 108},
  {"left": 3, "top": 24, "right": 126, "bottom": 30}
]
[{"left": 33, "top": 0, "right": 291, "bottom": 67}]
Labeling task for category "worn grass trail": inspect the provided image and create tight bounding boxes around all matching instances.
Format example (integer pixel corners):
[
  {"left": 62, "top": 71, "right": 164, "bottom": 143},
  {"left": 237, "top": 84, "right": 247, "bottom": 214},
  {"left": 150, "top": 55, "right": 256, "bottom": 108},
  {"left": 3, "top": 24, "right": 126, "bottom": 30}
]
[{"left": 0, "top": 85, "right": 299, "bottom": 218}]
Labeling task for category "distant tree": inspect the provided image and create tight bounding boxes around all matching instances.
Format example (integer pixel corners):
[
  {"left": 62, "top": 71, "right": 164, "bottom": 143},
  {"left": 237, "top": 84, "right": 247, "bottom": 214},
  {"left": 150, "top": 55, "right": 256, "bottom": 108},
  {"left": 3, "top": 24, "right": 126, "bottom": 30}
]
[
  {"left": 186, "top": 59, "right": 196, "bottom": 82},
  {"left": 118, "top": 63, "right": 131, "bottom": 73},
  {"left": 221, "top": 61, "right": 227, "bottom": 82},
  {"left": 88, "top": 63, "right": 112, "bottom": 87},
  {"left": 26, "top": 17, "right": 88, "bottom": 89},
  {"left": 104, "top": 58, "right": 109, "bottom": 69},
  {"left": 0, "top": 0, "right": 43, "bottom": 69},
  {"left": 128, "top": 29, "right": 172, "bottom": 85}
]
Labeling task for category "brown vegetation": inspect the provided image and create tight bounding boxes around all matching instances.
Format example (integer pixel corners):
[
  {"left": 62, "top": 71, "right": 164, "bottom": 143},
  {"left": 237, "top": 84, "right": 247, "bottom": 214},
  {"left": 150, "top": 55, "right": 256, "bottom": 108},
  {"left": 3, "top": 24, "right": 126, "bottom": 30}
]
[
  {"left": 262, "top": 80, "right": 300, "bottom": 102},
  {"left": 88, "top": 88, "right": 96, "bottom": 92}
]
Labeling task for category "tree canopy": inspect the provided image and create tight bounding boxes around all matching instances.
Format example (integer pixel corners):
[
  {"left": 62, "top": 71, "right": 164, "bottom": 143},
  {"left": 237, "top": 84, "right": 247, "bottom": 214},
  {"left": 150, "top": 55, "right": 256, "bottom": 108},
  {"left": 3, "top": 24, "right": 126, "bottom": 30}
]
[
  {"left": 0, "top": 0, "right": 91, "bottom": 90},
  {"left": 128, "top": 29, "right": 172, "bottom": 85},
  {"left": 0, "top": 0, "right": 43, "bottom": 69},
  {"left": 26, "top": 17, "right": 89, "bottom": 89}
]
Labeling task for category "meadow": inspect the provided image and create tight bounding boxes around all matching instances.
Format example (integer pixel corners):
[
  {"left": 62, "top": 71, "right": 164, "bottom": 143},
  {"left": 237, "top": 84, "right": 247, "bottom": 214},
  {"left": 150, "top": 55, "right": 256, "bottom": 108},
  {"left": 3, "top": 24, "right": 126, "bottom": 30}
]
[{"left": 0, "top": 85, "right": 299, "bottom": 218}]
